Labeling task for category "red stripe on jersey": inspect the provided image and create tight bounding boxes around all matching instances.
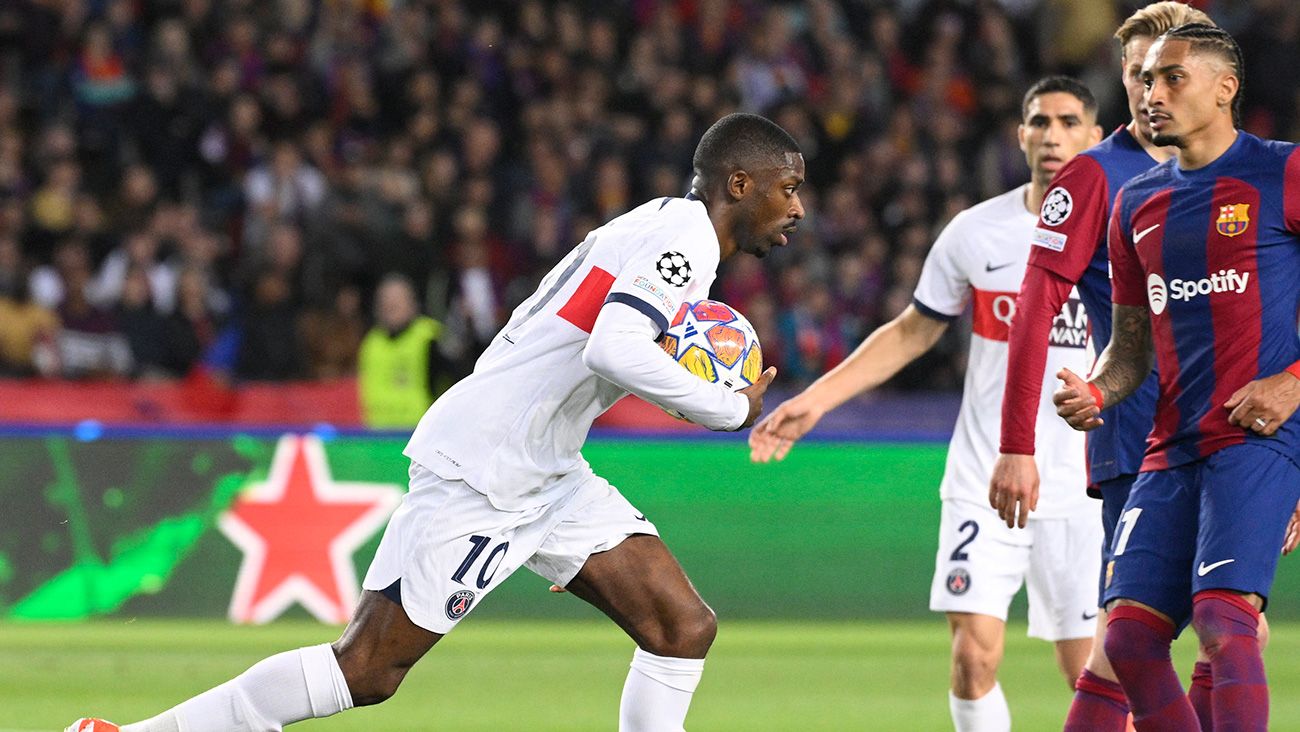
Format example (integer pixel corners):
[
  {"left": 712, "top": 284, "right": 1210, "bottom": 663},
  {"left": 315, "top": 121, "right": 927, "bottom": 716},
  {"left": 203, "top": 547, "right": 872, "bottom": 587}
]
[
  {"left": 1285, "top": 147, "right": 1300, "bottom": 234},
  {"left": 971, "top": 288, "right": 1018, "bottom": 342},
  {"left": 1137, "top": 191, "right": 1179, "bottom": 471},
  {"left": 1107, "top": 189, "right": 1149, "bottom": 308},
  {"left": 557, "top": 267, "right": 616, "bottom": 333},
  {"left": 1196, "top": 178, "right": 1260, "bottom": 456}
]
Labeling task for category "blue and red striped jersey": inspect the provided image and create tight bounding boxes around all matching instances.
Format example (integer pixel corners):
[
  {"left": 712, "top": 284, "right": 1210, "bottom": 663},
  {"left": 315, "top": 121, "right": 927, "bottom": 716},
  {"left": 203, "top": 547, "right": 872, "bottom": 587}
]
[
  {"left": 1109, "top": 132, "right": 1300, "bottom": 471},
  {"left": 1021, "top": 126, "right": 1161, "bottom": 483}
]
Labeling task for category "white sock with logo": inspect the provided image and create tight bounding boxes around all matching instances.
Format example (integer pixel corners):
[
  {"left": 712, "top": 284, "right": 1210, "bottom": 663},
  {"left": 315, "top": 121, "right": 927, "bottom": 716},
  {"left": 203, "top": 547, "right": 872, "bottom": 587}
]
[
  {"left": 949, "top": 682, "right": 1011, "bottom": 732},
  {"left": 122, "top": 643, "right": 353, "bottom": 732},
  {"left": 619, "top": 648, "right": 705, "bottom": 732}
]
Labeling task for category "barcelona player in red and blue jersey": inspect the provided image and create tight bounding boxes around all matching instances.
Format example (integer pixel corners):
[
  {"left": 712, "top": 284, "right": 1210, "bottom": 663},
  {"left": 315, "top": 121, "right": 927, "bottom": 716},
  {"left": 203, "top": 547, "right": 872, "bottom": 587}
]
[
  {"left": 991, "top": 5, "right": 1219, "bottom": 729},
  {"left": 1056, "top": 23, "right": 1300, "bottom": 731}
]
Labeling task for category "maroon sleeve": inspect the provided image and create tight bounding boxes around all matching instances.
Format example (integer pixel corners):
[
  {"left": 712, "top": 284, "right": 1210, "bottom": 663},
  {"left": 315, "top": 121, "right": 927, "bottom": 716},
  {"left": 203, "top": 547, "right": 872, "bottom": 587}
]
[
  {"left": 1028, "top": 155, "right": 1110, "bottom": 282},
  {"left": 1285, "top": 146, "right": 1300, "bottom": 234},
  {"left": 999, "top": 264, "right": 1075, "bottom": 455},
  {"left": 1108, "top": 190, "right": 1147, "bottom": 307}
]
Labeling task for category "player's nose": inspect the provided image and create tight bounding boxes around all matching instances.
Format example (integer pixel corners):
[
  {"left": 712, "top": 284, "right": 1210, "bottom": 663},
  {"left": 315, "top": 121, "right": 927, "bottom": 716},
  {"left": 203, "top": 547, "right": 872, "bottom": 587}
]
[{"left": 789, "top": 195, "right": 805, "bottom": 220}]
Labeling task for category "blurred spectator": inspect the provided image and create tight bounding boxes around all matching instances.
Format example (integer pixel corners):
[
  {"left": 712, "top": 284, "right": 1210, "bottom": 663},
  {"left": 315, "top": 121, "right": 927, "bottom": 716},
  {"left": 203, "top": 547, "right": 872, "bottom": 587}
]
[
  {"left": 89, "top": 228, "right": 177, "bottom": 313},
  {"left": 358, "top": 273, "right": 451, "bottom": 429},
  {"left": 116, "top": 263, "right": 192, "bottom": 378},
  {"left": 234, "top": 268, "right": 303, "bottom": 380},
  {"left": 242, "top": 140, "right": 326, "bottom": 247},
  {"left": 300, "top": 282, "right": 366, "bottom": 379},
  {"left": 53, "top": 244, "right": 132, "bottom": 379},
  {"left": 0, "top": 236, "right": 60, "bottom": 376}
]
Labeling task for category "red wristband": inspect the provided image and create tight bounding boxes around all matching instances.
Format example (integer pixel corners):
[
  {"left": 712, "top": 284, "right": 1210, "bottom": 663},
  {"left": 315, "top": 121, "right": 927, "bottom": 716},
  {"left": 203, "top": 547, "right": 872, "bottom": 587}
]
[
  {"left": 1087, "top": 382, "right": 1104, "bottom": 410},
  {"left": 1286, "top": 360, "right": 1300, "bottom": 381}
]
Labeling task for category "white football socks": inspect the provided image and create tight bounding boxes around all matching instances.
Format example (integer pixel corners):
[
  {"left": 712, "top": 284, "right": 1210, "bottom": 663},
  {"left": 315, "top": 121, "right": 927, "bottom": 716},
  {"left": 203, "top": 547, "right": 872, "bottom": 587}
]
[
  {"left": 122, "top": 643, "right": 353, "bottom": 732},
  {"left": 949, "top": 682, "right": 1011, "bottom": 732},
  {"left": 618, "top": 648, "right": 705, "bottom": 732}
]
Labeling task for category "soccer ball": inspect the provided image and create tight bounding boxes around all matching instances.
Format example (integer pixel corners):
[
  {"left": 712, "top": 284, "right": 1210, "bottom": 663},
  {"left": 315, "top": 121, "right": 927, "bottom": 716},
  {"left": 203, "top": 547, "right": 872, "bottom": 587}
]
[{"left": 658, "top": 299, "right": 763, "bottom": 418}]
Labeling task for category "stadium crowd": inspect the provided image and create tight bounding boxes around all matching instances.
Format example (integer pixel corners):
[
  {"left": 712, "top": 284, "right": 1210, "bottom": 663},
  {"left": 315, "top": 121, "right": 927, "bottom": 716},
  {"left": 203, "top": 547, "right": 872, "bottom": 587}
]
[{"left": 0, "top": 0, "right": 1296, "bottom": 392}]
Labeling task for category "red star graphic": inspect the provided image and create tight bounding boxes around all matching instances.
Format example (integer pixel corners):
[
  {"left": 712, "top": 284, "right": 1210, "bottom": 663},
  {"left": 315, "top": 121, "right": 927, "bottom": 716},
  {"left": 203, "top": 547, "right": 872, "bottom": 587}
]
[{"left": 219, "top": 435, "right": 402, "bottom": 623}]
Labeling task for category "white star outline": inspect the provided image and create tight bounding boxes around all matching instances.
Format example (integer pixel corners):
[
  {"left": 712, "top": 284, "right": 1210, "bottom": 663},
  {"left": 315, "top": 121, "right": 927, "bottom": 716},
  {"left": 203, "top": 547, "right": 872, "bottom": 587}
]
[{"left": 218, "top": 435, "right": 403, "bottom": 624}]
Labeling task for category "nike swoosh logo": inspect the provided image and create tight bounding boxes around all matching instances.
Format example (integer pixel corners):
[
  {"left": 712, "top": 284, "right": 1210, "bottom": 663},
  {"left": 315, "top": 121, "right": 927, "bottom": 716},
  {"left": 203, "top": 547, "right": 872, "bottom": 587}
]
[
  {"left": 634, "top": 514, "right": 647, "bottom": 521},
  {"left": 1082, "top": 610, "right": 1098, "bottom": 621},
  {"left": 985, "top": 262, "right": 1014, "bottom": 272},
  {"left": 1133, "top": 224, "right": 1161, "bottom": 244},
  {"left": 1197, "top": 559, "right": 1235, "bottom": 576}
]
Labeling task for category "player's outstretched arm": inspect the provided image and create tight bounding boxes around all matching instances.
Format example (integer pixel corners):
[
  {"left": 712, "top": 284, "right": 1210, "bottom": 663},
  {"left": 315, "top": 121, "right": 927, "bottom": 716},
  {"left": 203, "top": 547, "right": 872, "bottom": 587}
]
[
  {"left": 749, "top": 305, "right": 948, "bottom": 462},
  {"left": 1223, "top": 362, "right": 1300, "bottom": 437},
  {"left": 1055, "top": 303, "right": 1152, "bottom": 431}
]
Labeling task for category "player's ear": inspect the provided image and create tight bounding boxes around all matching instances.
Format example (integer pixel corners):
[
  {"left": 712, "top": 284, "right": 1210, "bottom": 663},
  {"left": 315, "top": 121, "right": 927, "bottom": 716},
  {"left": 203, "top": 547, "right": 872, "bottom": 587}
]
[
  {"left": 726, "top": 170, "right": 750, "bottom": 202},
  {"left": 1016, "top": 124, "right": 1029, "bottom": 154},
  {"left": 1088, "top": 124, "right": 1103, "bottom": 146},
  {"left": 1216, "top": 71, "right": 1239, "bottom": 113}
]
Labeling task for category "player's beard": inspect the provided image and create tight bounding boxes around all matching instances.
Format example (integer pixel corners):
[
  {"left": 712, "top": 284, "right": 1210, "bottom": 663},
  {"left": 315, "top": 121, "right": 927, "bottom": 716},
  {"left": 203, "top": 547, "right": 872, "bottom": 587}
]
[{"left": 1151, "top": 131, "right": 1185, "bottom": 148}]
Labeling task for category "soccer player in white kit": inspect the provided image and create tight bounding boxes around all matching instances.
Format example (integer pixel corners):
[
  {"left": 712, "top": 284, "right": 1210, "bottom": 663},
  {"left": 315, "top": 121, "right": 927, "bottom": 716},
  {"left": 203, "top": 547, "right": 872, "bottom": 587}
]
[
  {"left": 750, "top": 77, "right": 1103, "bottom": 732},
  {"left": 67, "top": 113, "right": 800, "bottom": 732}
]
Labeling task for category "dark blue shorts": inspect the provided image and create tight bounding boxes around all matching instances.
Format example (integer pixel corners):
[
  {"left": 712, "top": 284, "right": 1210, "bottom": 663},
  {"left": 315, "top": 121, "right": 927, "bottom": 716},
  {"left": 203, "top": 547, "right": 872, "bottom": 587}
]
[
  {"left": 1101, "top": 443, "right": 1300, "bottom": 629},
  {"left": 1095, "top": 473, "right": 1137, "bottom": 605}
]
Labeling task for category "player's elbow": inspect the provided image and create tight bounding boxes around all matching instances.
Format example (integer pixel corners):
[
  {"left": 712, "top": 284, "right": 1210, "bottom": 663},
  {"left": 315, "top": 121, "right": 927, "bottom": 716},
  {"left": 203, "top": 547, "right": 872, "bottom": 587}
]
[{"left": 581, "top": 339, "right": 619, "bottom": 381}]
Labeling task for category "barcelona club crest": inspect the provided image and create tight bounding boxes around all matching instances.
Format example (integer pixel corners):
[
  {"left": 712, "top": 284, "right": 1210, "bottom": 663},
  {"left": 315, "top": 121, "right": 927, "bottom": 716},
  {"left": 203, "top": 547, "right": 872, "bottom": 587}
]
[{"left": 1216, "top": 203, "right": 1250, "bottom": 237}]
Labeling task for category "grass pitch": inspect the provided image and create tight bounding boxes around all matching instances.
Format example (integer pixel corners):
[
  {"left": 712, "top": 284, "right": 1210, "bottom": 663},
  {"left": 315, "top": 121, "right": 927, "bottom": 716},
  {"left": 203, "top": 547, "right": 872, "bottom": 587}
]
[{"left": 5, "top": 619, "right": 1300, "bottom": 731}]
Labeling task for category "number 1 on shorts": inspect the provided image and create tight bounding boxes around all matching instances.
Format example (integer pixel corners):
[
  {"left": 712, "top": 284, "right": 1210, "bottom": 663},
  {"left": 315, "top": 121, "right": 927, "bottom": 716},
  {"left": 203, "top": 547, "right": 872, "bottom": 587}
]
[{"left": 1113, "top": 507, "right": 1142, "bottom": 556}]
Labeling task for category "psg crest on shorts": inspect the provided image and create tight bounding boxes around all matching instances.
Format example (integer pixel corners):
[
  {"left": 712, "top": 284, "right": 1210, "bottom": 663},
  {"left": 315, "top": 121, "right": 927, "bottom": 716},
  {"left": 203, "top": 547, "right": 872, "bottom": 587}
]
[
  {"left": 445, "top": 589, "right": 476, "bottom": 620},
  {"left": 656, "top": 251, "right": 692, "bottom": 287},
  {"left": 946, "top": 567, "right": 971, "bottom": 595},
  {"left": 1216, "top": 203, "right": 1250, "bottom": 237}
]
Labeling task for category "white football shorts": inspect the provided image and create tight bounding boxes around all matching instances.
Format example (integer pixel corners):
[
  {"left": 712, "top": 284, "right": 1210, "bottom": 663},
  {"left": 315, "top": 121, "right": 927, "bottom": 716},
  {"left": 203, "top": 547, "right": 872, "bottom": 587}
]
[
  {"left": 363, "top": 461, "right": 659, "bottom": 634},
  {"left": 928, "top": 498, "right": 1102, "bottom": 641}
]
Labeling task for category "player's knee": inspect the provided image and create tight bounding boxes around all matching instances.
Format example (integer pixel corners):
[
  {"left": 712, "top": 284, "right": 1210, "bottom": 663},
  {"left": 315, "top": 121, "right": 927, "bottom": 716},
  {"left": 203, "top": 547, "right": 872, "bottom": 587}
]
[
  {"left": 331, "top": 640, "right": 414, "bottom": 707},
  {"left": 1100, "top": 623, "right": 1133, "bottom": 670},
  {"left": 1191, "top": 592, "right": 1259, "bottom": 660},
  {"left": 950, "top": 638, "right": 999, "bottom": 690},
  {"left": 639, "top": 603, "right": 717, "bottom": 658}
]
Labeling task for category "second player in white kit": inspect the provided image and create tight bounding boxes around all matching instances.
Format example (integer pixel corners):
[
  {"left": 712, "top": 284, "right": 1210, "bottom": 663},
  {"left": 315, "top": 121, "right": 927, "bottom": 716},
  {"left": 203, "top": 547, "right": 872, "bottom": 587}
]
[
  {"left": 916, "top": 183, "right": 1100, "bottom": 640},
  {"left": 750, "top": 77, "right": 1105, "bottom": 732}
]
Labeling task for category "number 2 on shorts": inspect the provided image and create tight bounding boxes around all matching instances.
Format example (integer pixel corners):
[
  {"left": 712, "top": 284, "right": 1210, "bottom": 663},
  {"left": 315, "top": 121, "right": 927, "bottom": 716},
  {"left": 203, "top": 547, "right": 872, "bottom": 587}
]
[
  {"left": 451, "top": 535, "right": 510, "bottom": 589},
  {"left": 1113, "top": 507, "right": 1142, "bottom": 556},
  {"left": 950, "top": 520, "right": 979, "bottom": 561}
]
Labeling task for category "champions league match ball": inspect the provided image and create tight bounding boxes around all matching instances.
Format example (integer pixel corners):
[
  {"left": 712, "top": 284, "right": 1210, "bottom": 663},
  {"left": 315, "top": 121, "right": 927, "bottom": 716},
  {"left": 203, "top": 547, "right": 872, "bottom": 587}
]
[{"left": 658, "top": 299, "right": 763, "bottom": 419}]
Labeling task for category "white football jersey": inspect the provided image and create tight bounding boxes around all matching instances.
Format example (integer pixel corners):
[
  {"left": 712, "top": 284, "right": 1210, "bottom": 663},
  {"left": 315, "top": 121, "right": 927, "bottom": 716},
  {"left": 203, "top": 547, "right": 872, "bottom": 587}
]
[
  {"left": 405, "top": 196, "right": 741, "bottom": 511},
  {"left": 913, "top": 185, "right": 1092, "bottom": 518}
]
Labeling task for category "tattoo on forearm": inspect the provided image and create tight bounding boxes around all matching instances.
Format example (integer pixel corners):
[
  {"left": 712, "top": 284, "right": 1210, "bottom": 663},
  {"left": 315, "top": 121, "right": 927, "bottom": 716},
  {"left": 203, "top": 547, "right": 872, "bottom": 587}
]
[{"left": 1090, "top": 304, "right": 1154, "bottom": 408}]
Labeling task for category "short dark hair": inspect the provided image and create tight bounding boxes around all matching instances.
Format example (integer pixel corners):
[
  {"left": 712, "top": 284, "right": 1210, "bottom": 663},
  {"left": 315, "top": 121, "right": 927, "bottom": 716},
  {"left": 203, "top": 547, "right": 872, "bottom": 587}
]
[
  {"left": 1160, "top": 22, "right": 1244, "bottom": 128},
  {"left": 1021, "top": 76, "right": 1098, "bottom": 120},
  {"left": 692, "top": 113, "right": 800, "bottom": 187}
]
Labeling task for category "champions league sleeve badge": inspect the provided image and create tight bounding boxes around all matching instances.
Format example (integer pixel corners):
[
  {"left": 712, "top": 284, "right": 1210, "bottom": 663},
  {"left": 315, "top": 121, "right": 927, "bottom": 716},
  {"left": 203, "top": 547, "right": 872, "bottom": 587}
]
[
  {"left": 1040, "top": 187, "right": 1073, "bottom": 226},
  {"left": 656, "top": 251, "right": 693, "bottom": 287}
]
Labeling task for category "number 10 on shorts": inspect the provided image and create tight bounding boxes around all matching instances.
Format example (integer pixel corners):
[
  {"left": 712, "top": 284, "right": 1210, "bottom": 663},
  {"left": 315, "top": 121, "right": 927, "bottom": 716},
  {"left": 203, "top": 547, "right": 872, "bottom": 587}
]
[{"left": 452, "top": 535, "right": 510, "bottom": 589}]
